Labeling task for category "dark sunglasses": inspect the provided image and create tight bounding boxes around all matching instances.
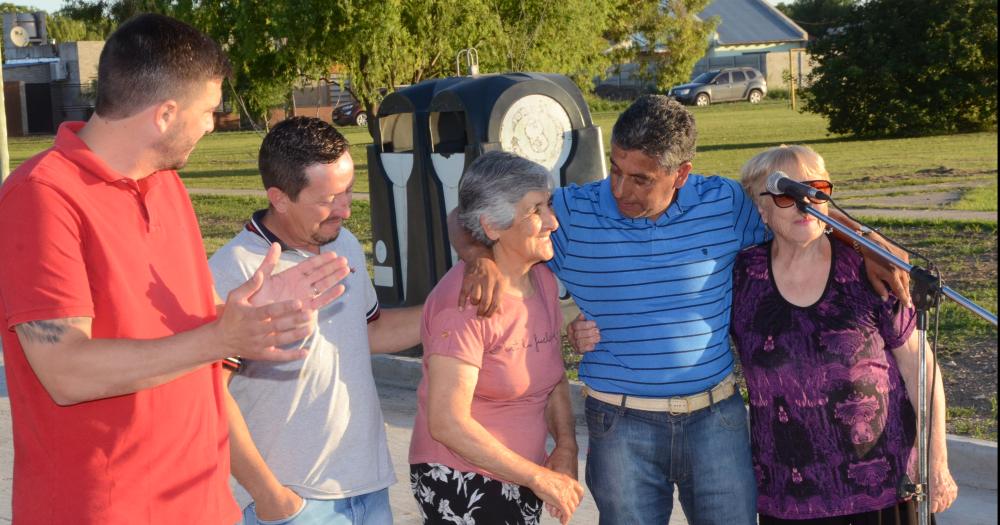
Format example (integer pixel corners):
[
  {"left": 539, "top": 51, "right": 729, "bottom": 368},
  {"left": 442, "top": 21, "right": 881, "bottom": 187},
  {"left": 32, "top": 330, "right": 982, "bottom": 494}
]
[{"left": 759, "top": 180, "right": 834, "bottom": 208}]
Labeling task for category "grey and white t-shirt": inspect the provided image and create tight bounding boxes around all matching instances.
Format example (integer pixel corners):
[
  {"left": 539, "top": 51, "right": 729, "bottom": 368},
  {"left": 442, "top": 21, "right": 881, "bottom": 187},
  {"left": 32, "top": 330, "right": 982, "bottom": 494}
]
[{"left": 209, "top": 220, "right": 395, "bottom": 508}]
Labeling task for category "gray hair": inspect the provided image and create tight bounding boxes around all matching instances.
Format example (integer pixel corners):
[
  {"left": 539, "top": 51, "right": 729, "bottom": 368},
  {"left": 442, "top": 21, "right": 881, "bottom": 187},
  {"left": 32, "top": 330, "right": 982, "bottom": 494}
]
[
  {"left": 458, "top": 151, "right": 553, "bottom": 247},
  {"left": 611, "top": 95, "right": 697, "bottom": 171}
]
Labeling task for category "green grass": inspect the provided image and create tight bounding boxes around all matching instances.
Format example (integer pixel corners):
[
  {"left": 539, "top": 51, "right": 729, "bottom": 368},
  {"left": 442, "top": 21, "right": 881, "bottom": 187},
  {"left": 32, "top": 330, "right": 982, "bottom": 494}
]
[
  {"left": 8, "top": 127, "right": 375, "bottom": 194},
  {"left": 857, "top": 218, "right": 998, "bottom": 345},
  {"left": 593, "top": 101, "right": 998, "bottom": 188},
  {"left": 949, "top": 185, "right": 999, "bottom": 211},
  {"left": 10, "top": 100, "right": 996, "bottom": 196},
  {"left": 948, "top": 405, "right": 997, "bottom": 441}
]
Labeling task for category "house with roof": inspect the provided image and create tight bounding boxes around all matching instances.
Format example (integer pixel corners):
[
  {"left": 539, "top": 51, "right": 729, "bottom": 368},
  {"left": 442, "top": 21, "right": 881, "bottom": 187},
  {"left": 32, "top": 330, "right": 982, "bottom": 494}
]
[
  {"left": 694, "top": 0, "right": 810, "bottom": 87},
  {"left": 599, "top": 0, "right": 812, "bottom": 95}
]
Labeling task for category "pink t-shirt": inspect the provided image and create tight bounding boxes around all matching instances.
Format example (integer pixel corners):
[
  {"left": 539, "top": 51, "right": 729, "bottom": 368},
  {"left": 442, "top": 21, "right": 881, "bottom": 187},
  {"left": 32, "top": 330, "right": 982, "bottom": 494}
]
[{"left": 408, "top": 262, "right": 566, "bottom": 482}]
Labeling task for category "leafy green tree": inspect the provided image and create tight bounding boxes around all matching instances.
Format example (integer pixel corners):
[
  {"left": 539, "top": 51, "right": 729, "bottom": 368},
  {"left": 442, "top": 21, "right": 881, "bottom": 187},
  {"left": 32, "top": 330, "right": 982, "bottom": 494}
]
[
  {"left": 46, "top": 14, "right": 105, "bottom": 41},
  {"left": 805, "top": 0, "right": 997, "bottom": 137},
  {"left": 774, "top": 0, "right": 856, "bottom": 40},
  {"left": 480, "top": 0, "right": 615, "bottom": 87},
  {"left": 53, "top": 0, "right": 718, "bottom": 128},
  {"left": 335, "top": 0, "right": 623, "bottom": 130},
  {"left": 196, "top": 0, "right": 351, "bottom": 127},
  {"left": 603, "top": 0, "right": 718, "bottom": 92}
]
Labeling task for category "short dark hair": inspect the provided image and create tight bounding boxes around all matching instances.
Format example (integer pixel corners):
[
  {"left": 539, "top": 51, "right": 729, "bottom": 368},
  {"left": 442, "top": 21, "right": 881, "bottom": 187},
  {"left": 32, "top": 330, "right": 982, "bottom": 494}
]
[
  {"left": 95, "top": 13, "right": 231, "bottom": 119},
  {"left": 259, "top": 117, "right": 351, "bottom": 200},
  {"left": 611, "top": 95, "right": 697, "bottom": 171}
]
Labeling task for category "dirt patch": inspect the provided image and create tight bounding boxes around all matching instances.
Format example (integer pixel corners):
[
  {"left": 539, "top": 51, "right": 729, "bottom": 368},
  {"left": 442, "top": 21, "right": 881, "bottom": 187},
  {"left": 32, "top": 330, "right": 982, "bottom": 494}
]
[
  {"left": 842, "top": 191, "right": 962, "bottom": 208},
  {"left": 840, "top": 168, "right": 997, "bottom": 189}
]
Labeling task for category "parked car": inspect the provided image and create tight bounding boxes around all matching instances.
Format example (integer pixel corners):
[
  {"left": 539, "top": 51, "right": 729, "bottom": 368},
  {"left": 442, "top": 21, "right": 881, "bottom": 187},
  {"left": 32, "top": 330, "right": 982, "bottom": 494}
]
[
  {"left": 668, "top": 67, "right": 767, "bottom": 106},
  {"left": 332, "top": 101, "right": 368, "bottom": 127}
]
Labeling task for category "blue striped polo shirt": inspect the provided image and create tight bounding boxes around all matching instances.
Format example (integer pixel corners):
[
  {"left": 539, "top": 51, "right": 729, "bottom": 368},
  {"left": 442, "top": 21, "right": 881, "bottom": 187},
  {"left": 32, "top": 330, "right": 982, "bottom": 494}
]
[{"left": 548, "top": 174, "right": 767, "bottom": 397}]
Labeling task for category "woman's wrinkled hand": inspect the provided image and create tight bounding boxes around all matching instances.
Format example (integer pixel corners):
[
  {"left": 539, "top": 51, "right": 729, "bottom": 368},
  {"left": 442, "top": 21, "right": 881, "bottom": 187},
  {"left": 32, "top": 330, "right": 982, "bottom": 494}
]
[
  {"left": 930, "top": 463, "right": 958, "bottom": 514},
  {"left": 530, "top": 467, "right": 584, "bottom": 525}
]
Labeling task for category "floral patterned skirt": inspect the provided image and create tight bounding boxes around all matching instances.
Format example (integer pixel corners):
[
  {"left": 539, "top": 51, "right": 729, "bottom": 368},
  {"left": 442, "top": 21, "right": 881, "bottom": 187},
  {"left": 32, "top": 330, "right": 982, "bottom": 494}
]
[{"left": 410, "top": 463, "right": 543, "bottom": 525}]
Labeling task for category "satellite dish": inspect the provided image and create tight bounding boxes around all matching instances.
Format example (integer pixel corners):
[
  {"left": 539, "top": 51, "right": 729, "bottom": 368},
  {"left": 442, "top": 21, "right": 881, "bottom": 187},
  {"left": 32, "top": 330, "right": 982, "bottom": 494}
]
[{"left": 10, "top": 26, "right": 30, "bottom": 47}]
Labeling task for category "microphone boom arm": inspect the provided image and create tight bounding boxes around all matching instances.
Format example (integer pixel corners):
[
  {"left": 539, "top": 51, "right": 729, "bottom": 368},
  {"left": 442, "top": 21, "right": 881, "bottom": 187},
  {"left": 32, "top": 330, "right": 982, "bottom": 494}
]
[{"left": 797, "top": 201, "right": 997, "bottom": 326}]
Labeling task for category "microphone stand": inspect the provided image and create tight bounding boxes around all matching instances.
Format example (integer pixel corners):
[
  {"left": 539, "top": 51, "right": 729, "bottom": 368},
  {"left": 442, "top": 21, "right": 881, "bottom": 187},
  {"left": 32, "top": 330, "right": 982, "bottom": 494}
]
[{"left": 795, "top": 200, "right": 997, "bottom": 525}]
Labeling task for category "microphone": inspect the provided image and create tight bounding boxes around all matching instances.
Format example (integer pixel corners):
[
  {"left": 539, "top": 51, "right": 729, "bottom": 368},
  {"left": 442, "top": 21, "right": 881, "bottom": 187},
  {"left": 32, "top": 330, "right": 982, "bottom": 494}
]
[{"left": 765, "top": 171, "right": 831, "bottom": 202}]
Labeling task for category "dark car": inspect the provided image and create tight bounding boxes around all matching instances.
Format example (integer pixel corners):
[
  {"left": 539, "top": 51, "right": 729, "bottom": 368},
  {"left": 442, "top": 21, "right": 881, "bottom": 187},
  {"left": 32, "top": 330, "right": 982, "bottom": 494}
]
[
  {"left": 332, "top": 101, "right": 368, "bottom": 127},
  {"left": 668, "top": 67, "right": 767, "bottom": 106}
]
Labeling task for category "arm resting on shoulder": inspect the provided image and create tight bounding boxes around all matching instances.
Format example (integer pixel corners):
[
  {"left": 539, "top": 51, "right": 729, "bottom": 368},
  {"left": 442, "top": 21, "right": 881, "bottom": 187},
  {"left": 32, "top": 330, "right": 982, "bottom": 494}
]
[
  {"left": 890, "top": 330, "right": 958, "bottom": 513},
  {"left": 368, "top": 305, "right": 423, "bottom": 354},
  {"left": 447, "top": 209, "right": 504, "bottom": 316},
  {"left": 827, "top": 208, "right": 912, "bottom": 307}
]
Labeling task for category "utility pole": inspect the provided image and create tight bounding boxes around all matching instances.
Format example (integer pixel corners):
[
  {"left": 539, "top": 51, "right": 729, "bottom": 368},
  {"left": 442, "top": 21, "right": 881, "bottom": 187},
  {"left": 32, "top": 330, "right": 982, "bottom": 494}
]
[
  {"left": 0, "top": 43, "right": 10, "bottom": 183},
  {"left": 788, "top": 47, "right": 806, "bottom": 112}
]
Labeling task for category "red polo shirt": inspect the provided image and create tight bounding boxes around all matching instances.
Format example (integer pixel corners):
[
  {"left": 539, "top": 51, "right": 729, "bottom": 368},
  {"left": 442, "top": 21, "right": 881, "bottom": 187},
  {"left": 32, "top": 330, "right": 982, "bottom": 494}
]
[{"left": 0, "top": 122, "right": 239, "bottom": 524}]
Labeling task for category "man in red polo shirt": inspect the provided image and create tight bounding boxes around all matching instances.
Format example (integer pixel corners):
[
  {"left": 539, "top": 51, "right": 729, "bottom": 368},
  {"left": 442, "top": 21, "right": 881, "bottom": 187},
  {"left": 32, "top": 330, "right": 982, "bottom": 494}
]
[{"left": 0, "top": 14, "right": 349, "bottom": 524}]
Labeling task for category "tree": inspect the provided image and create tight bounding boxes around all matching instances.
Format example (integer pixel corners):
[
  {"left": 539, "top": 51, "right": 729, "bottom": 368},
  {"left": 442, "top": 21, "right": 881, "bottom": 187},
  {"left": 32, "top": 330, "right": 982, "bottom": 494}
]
[
  {"left": 53, "top": 0, "right": 717, "bottom": 129},
  {"left": 334, "top": 0, "right": 624, "bottom": 131},
  {"left": 46, "top": 15, "right": 105, "bottom": 41},
  {"left": 1, "top": 3, "right": 105, "bottom": 43},
  {"left": 603, "top": 0, "right": 718, "bottom": 92},
  {"left": 774, "top": 0, "right": 856, "bottom": 40},
  {"left": 480, "top": 0, "right": 615, "bottom": 88},
  {"left": 805, "top": 0, "right": 998, "bottom": 137},
  {"left": 196, "top": 0, "right": 351, "bottom": 127}
]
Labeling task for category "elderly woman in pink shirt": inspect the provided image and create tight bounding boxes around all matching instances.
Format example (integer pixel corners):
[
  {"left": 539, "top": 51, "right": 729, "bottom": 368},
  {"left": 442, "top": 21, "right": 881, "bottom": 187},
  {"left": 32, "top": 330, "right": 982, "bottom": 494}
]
[{"left": 409, "top": 152, "right": 583, "bottom": 525}]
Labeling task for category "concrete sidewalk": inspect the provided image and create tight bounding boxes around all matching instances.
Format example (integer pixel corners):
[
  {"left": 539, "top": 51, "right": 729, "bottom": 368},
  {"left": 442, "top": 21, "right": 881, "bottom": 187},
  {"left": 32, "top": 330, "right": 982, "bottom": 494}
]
[{"left": 0, "top": 352, "right": 995, "bottom": 524}]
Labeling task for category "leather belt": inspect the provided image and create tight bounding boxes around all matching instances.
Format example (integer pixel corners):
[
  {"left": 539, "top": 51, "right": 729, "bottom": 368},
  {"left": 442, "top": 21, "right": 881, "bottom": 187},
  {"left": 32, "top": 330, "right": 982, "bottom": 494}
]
[{"left": 584, "top": 374, "right": 737, "bottom": 414}]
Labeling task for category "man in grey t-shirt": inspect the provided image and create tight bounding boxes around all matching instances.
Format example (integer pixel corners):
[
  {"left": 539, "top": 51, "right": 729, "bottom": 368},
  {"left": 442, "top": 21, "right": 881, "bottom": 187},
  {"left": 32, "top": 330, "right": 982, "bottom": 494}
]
[{"left": 209, "top": 117, "right": 422, "bottom": 525}]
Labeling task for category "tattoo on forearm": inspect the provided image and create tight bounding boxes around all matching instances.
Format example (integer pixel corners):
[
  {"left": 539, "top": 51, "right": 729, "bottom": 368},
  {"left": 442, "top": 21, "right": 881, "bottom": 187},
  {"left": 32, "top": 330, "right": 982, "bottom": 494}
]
[{"left": 16, "top": 318, "right": 86, "bottom": 345}]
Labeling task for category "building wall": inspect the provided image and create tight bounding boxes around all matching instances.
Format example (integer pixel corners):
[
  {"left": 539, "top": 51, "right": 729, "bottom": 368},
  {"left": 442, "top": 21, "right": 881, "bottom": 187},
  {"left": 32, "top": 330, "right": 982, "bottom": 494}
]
[
  {"left": 54, "top": 41, "right": 103, "bottom": 122},
  {"left": 763, "top": 49, "right": 814, "bottom": 89},
  {"left": 2, "top": 63, "right": 52, "bottom": 84},
  {"left": 597, "top": 45, "right": 814, "bottom": 95},
  {"left": 3, "top": 81, "right": 28, "bottom": 136},
  {"left": 68, "top": 41, "right": 103, "bottom": 84},
  {"left": 2, "top": 41, "right": 104, "bottom": 131},
  {"left": 700, "top": 42, "right": 811, "bottom": 89}
]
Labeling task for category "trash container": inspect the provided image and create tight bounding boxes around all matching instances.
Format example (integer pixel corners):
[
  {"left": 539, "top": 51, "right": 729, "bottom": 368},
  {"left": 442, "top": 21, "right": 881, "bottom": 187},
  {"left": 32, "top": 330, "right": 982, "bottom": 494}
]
[
  {"left": 369, "top": 73, "right": 606, "bottom": 307},
  {"left": 367, "top": 78, "right": 463, "bottom": 306}
]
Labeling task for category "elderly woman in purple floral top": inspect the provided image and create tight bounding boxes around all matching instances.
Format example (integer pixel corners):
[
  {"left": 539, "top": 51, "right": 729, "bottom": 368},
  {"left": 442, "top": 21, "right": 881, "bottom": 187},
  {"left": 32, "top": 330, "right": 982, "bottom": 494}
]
[{"left": 731, "top": 145, "right": 958, "bottom": 524}]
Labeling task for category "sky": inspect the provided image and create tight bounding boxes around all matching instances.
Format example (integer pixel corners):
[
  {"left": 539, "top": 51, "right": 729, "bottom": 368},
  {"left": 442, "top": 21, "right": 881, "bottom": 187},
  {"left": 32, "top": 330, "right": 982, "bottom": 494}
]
[{"left": 24, "top": 0, "right": 66, "bottom": 14}]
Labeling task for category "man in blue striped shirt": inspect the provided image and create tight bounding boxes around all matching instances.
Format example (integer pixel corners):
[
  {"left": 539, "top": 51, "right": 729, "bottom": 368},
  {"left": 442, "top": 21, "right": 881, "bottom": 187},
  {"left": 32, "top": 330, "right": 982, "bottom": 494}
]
[{"left": 452, "top": 95, "right": 908, "bottom": 525}]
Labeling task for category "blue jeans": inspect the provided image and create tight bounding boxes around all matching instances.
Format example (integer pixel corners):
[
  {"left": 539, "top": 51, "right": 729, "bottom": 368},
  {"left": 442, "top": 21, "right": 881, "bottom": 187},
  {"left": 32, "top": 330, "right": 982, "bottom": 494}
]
[
  {"left": 239, "top": 488, "right": 392, "bottom": 525},
  {"left": 584, "top": 393, "right": 757, "bottom": 525}
]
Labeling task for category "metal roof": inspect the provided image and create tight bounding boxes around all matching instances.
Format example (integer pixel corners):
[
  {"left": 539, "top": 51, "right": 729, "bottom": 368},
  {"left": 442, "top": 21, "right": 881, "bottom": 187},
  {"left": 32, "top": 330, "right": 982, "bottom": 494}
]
[{"left": 700, "top": 0, "right": 808, "bottom": 45}]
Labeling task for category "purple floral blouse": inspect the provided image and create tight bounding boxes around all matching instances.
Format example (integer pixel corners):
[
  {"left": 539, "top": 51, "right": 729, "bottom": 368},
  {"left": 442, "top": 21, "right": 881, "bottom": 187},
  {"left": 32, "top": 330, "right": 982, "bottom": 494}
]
[{"left": 731, "top": 240, "right": 917, "bottom": 519}]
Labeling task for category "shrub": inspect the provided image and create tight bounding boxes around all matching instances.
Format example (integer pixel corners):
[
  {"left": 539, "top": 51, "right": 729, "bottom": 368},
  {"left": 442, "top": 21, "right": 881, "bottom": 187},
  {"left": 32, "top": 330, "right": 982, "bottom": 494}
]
[{"left": 804, "top": 0, "right": 997, "bottom": 137}]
